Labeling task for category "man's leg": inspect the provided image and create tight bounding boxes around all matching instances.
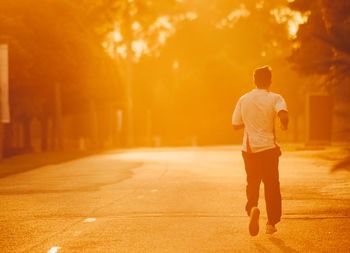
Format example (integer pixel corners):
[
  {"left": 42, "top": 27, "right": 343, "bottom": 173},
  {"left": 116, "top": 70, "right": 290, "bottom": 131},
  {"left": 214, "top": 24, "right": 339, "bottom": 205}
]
[
  {"left": 242, "top": 152, "right": 262, "bottom": 216},
  {"left": 262, "top": 148, "right": 282, "bottom": 226}
]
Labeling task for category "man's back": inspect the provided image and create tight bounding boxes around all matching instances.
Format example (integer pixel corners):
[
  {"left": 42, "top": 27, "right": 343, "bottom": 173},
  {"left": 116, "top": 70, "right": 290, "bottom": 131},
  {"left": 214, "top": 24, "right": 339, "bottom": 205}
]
[{"left": 232, "top": 89, "right": 287, "bottom": 153}]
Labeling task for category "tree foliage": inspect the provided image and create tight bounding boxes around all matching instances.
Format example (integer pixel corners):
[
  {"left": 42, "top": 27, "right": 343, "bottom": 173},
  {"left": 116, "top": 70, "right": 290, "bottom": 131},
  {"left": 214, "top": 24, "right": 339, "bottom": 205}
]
[
  {"left": 0, "top": 0, "right": 122, "bottom": 121},
  {"left": 0, "top": 0, "right": 124, "bottom": 152},
  {"left": 289, "top": 0, "right": 350, "bottom": 98}
]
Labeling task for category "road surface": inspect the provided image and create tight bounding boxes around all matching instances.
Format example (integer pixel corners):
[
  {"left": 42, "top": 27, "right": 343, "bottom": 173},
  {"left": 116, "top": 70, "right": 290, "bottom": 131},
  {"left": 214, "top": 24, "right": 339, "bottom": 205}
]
[{"left": 0, "top": 146, "right": 349, "bottom": 252}]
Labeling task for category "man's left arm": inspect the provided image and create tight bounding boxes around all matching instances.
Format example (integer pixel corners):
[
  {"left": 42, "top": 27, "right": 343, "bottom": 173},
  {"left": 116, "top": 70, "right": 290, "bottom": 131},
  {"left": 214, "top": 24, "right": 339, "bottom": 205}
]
[
  {"left": 275, "top": 95, "right": 288, "bottom": 131},
  {"left": 278, "top": 110, "right": 289, "bottom": 131}
]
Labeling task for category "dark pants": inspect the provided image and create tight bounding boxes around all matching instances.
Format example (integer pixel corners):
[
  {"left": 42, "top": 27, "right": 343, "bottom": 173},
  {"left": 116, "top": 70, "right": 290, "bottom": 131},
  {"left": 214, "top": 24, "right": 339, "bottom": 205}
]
[{"left": 242, "top": 147, "right": 282, "bottom": 225}]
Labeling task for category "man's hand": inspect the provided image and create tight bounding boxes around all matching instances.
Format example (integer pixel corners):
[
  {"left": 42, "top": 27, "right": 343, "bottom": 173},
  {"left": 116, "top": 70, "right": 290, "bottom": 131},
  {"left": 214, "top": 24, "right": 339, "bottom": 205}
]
[
  {"left": 233, "top": 124, "right": 244, "bottom": 130},
  {"left": 278, "top": 110, "right": 289, "bottom": 131}
]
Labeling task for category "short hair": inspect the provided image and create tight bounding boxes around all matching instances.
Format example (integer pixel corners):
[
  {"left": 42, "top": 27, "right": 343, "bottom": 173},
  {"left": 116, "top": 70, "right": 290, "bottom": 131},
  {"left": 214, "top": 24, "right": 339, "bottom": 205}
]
[{"left": 254, "top": 66, "right": 272, "bottom": 88}]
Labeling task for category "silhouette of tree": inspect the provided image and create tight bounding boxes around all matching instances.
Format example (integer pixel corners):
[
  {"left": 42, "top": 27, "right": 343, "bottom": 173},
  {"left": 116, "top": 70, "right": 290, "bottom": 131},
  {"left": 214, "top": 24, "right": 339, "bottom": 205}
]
[
  {"left": 0, "top": 0, "right": 122, "bottom": 152},
  {"left": 290, "top": 0, "right": 350, "bottom": 171},
  {"left": 289, "top": 0, "right": 350, "bottom": 98}
]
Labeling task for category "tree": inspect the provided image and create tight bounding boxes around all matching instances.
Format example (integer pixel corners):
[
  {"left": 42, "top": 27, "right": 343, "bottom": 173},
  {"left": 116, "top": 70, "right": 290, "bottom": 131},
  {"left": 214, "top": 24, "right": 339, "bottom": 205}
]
[
  {"left": 290, "top": 0, "right": 350, "bottom": 171},
  {"left": 289, "top": 0, "right": 350, "bottom": 98},
  {"left": 0, "top": 0, "right": 123, "bottom": 154},
  {"left": 110, "top": 0, "right": 181, "bottom": 146}
]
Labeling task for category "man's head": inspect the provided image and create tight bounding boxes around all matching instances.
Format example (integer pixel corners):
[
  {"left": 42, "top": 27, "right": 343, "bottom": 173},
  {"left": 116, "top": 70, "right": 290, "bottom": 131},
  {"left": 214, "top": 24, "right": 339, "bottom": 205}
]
[{"left": 254, "top": 66, "right": 272, "bottom": 89}]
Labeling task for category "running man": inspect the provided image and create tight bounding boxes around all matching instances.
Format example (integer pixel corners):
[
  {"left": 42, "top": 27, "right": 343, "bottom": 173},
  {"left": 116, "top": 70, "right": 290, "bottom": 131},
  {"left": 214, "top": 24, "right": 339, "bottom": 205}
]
[{"left": 232, "top": 66, "right": 289, "bottom": 236}]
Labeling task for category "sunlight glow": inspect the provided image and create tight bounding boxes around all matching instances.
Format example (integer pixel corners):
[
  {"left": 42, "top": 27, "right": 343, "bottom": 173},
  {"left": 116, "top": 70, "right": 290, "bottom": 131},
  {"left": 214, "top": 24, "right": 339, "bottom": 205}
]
[
  {"left": 48, "top": 247, "right": 61, "bottom": 253},
  {"left": 173, "top": 60, "right": 179, "bottom": 70},
  {"left": 109, "top": 12, "right": 198, "bottom": 60},
  {"left": 271, "top": 8, "right": 309, "bottom": 38},
  {"left": 217, "top": 4, "right": 250, "bottom": 29},
  {"left": 159, "top": 31, "right": 167, "bottom": 44},
  {"left": 84, "top": 218, "right": 96, "bottom": 223},
  {"left": 114, "top": 31, "right": 122, "bottom": 43},
  {"left": 256, "top": 0, "right": 264, "bottom": 9},
  {"left": 117, "top": 45, "right": 127, "bottom": 58},
  {"left": 152, "top": 16, "right": 173, "bottom": 31},
  {"left": 186, "top": 12, "right": 198, "bottom": 20},
  {"left": 132, "top": 22, "right": 141, "bottom": 31},
  {"left": 132, "top": 40, "right": 148, "bottom": 58},
  {"left": 149, "top": 16, "right": 176, "bottom": 45}
]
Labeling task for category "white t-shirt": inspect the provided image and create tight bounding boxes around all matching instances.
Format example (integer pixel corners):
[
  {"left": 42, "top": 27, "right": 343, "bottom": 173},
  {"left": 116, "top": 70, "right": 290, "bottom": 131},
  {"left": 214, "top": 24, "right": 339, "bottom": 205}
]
[{"left": 232, "top": 89, "right": 288, "bottom": 153}]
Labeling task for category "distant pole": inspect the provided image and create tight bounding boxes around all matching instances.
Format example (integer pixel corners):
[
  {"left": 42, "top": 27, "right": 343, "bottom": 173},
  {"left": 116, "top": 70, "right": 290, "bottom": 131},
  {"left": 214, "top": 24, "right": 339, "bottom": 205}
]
[
  {"left": 54, "top": 82, "right": 63, "bottom": 150},
  {"left": 146, "top": 109, "right": 152, "bottom": 146},
  {"left": 125, "top": 0, "right": 134, "bottom": 147},
  {"left": 90, "top": 99, "right": 99, "bottom": 148},
  {"left": 116, "top": 109, "right": 123, "bottom": 146},
  {"left": 0, "top": 43, "right": 10, "bottom": 160},
  {"left": 0, "top": 123, "right": 3, "bottom": 160}
]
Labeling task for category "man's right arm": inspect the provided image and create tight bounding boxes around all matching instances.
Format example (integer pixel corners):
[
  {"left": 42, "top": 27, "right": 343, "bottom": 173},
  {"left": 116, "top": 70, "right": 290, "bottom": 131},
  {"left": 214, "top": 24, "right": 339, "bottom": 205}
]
[
  {"left": 232, "top": 98, "right": 244, "bottom": 130},
  {"left": 232, "top": 124, "right": 244, "bottom": 130},
  {"left": 278, "top": 110, "right": 289, "bottom": 131}
]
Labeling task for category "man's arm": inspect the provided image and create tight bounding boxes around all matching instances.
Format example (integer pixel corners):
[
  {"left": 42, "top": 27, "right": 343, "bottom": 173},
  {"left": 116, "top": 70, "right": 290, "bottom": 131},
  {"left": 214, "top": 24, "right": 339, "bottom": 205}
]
[
  {"left": 232, "top": 97, "right": 244, "bottom": 130},
  {"left": 278, "top": 110, "right": 289, "bottom": 131},
  {"left": 232, "top": 124, "right": 244, "bottom": 130}
]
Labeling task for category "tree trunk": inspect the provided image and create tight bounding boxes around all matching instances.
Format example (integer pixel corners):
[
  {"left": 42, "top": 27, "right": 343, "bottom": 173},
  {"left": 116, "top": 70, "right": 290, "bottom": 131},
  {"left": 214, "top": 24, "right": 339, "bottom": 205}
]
[
  {"left": 89, "top": 100, "right": 99, "bottom": 148},
  {"left": 23, "top": 119, "right": 31, "bottom": 151},
  {"left": 3, "top": 123, "right": 13, "bottom": 157},
  {"left": 0, "top": 123, "right": 3, "bottom": 160},
  {"left": 293, "top": 114, "right": 300, "bottom": 142},
  {"left": 40, "top": 117, "right": 48, "bottom": 152},
  {"left": 125, "top": 1, "right": 134, "bottom": 147},
  {"left": 54, "top": 83, "right": 63, "bottom": 150}
]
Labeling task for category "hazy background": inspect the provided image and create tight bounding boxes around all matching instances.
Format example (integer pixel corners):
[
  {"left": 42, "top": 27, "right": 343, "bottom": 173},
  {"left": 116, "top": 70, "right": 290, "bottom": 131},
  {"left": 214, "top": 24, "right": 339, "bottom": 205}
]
[{"left": 1, "top": 0, "right": 349, "bottom": 156}]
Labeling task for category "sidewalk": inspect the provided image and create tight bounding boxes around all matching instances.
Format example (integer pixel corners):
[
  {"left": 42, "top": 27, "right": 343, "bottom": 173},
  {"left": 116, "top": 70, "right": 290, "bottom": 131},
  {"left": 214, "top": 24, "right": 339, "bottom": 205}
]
[
  {"left": 281, "top": 143, "right": 349, "bottom": 172},
  {"left": 0, "top": 150, "right": 100, "bottom": 178}
]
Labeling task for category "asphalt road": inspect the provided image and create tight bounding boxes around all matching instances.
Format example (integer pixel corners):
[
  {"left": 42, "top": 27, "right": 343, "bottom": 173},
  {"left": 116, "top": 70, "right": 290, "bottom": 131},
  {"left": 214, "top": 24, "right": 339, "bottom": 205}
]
[{"left": 0, "top": 146, "right": 349, "bottom": 253}]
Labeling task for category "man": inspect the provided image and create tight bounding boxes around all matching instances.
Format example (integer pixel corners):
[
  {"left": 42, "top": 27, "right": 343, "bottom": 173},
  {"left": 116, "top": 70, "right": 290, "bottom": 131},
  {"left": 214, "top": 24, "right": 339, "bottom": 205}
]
[{"left": 232, "top": 66, "right": 288, "bottom": 236}]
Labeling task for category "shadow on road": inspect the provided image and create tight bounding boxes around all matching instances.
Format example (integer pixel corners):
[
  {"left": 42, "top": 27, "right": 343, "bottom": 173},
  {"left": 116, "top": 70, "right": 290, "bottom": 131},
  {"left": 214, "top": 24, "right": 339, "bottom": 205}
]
[
  {"left": 269, "top": 237, "right": 299, "bottom": 253},
  {"left": 254, "top": 242, "right": 271, "bottom": 253}
]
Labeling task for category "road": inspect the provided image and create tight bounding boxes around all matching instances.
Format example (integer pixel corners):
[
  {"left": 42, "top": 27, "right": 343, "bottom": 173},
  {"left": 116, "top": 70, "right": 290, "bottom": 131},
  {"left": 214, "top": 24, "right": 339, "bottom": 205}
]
[{"left": 0, "top": 146, "right": 349, "bottom": 253}]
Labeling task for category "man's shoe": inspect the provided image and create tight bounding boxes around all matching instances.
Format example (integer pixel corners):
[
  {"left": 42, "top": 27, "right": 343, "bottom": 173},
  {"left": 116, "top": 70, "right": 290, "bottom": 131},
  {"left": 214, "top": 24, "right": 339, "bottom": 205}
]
[
  {"left": 266, "top": 224, "right": 277, "bottom": 234},
  {"left": 249, "top": 207, "right": 260, "bottom": 236}
]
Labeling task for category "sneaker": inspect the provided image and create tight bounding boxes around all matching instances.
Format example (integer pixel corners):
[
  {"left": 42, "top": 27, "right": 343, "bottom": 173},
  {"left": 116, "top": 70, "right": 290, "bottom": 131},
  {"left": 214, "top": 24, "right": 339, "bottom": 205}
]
[
  {"left": 266, "top": 224, "right": 277, "bottom": 234},
  {"left": 249, "top": 207, "right": 260, "bottom": 236}
]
